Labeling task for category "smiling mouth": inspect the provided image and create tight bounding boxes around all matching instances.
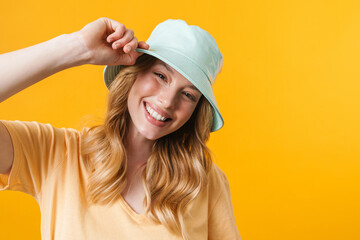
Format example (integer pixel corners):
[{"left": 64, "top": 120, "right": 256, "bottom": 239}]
[{"left": 143, "top": 102, "right": 172, "bottom": 122}]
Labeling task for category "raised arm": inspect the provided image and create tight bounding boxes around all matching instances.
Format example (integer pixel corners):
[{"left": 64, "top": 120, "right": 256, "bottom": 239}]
[
  {"left": 0, "top": 17, "right": 149, "bottom": 174},
  {"left": 0, "top": 17, "right": 149, "bottom": 103}
]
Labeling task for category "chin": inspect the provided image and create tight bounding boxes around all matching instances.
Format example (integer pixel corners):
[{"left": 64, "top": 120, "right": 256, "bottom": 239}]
[
  {"left": 138, "top": 126, "right": 165, "bottom": 141},
  {"left": 144, "top": 133, "right": 161, "bottom": 141}
]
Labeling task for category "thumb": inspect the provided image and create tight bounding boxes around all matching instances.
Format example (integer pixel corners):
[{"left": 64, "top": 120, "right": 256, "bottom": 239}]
[
  {"left": 134, "top": 41, "right": 150, "bottom": 57},
  {"left": 113, "top": 41, "right": 149, "bottom": 65},
  {"left": 138, "top": 41, "right": 150, "bottom": 50}
]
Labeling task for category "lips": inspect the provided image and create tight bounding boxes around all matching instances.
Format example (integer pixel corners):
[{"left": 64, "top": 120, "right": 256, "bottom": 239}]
[
  {"left": 144, "top": 101, "right": 172, "bottom": 119},
  {"left": 143, "top": 101, "right": 172, "bottom": 127}
]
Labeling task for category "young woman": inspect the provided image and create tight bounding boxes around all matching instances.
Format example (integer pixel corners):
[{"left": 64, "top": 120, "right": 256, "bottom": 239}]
[{"left": 0, "top": 17, "right": 241, "bottom": 239}]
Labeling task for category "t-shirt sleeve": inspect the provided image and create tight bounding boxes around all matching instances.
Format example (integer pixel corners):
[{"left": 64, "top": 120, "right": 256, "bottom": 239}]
[
  {"left": 208, "top": 166, "right": 242, "bottom": 240},
  {"left": 0, "top": 120, "right": 69, "bottom": 200}
]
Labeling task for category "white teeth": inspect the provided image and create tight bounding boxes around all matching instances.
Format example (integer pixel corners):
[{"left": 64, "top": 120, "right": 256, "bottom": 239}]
[{"left": 145, "top": 104, "right": 167, "bottom": 122}]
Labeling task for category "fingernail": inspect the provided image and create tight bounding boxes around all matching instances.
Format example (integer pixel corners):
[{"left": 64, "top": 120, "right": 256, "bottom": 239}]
[
  {"left": 126, "top": 46, "right": 132, "bottom": 52},
  {"left": 114, "top": 43, "right": 120, "bottom": 49}
]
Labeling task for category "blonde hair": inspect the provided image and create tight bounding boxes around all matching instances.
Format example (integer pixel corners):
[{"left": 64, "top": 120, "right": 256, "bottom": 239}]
[{"left": 80, "top": 54, "right": 214, "bottom": 239}]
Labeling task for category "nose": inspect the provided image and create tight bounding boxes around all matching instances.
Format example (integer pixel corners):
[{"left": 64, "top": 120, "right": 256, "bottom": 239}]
[{"left": 157, "top": 88, "right": 177, "bottom": 109}]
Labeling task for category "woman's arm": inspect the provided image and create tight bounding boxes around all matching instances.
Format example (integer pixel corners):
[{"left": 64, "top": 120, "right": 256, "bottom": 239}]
[
  {"left": 0, "top": 32, "right": 89, "bottom": 103},
  {"left": 0, "top": 17, "right": 149, "bottom": 174},
  {"left": 0, "top": 17, "right": 149, "bottom": 103}
]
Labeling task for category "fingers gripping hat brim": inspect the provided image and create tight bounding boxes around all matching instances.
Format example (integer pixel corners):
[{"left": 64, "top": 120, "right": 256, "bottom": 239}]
[{"left": 103, "top": 48, "right": 224, "bottom": 132}]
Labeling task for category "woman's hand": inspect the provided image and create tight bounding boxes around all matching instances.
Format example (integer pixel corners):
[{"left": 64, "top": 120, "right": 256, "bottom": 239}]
[
  {"left": 76, "top": 17, "right": 149, "bottom": 66},
  {"left": 0, "top": 17, "right": 146, "bottom": 102}
]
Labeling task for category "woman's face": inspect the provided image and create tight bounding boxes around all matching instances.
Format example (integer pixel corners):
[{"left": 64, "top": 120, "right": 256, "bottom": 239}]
[{"left": 127, "top": 59, "right": 202, "bottom": 140}]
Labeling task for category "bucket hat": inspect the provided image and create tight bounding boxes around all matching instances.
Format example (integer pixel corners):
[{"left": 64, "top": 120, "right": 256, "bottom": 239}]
[{"left": 103, "top": 19, "right": 224, "bottom": 132}]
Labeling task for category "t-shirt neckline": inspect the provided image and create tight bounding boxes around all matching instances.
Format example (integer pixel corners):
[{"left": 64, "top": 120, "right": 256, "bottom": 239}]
[{"left": 119, "top": 194, "right": 148, "bottom": 222}]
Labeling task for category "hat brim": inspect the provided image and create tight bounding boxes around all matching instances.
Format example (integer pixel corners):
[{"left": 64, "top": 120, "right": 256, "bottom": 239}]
[{"left": 103, "top": 48, "right": 224, "bottom": 132}]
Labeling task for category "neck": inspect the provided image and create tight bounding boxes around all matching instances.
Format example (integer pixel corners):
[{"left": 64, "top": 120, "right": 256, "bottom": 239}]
[{"left": 124, "top": 121, "right": 154, "bottom": 170}]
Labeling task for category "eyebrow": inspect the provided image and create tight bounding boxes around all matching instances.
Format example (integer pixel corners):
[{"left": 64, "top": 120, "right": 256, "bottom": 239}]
[
  {"left": 158, "top": 61, "right": 174, "bottom": 74},
  {"left": 187, "top": 85, "right": 202, "bottom": 94}
]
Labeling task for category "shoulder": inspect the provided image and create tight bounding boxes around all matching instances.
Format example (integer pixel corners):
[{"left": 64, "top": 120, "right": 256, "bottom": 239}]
[
  {"left": 0, "top": 119, "right": 80, "bottom": 132},
  {"left": 207, "top": 163, "right": 241, "bottom": 239},
  {"left": 0, "top": 120, "right": 81, "bottom": 144},
  {"left": 205, "top": 162, "right": 232, "bottom": 204},
  {"left": 207, "top": 162, "right": 230, "bottom": 188},
  {"left": 184, "top": 162, "right": 233, "bottom": 217}
]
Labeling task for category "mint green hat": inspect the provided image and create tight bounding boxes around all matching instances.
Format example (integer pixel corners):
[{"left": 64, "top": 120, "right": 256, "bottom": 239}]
[{"left": 103, "top": 19, "right": 224, "bottom": 132}]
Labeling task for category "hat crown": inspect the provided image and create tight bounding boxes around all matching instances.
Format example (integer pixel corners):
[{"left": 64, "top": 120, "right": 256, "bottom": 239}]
[{"left": 145, "top": 19, "right": 223, "bottom": 85}]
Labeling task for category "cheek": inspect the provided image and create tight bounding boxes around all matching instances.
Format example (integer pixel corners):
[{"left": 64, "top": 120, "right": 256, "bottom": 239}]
[
  {"left": 132, "top": 75, "right": 159, "bottom": 97},
  {"left": 177, "top": 104, "right": 197, "bottom": 123}
]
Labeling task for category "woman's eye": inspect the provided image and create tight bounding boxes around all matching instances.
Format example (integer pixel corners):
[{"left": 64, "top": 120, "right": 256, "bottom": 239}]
[
  {"left": 183, "top": 92, "right": 196, "bottom": 101},
  {"left": 154, "top": 72, "right": 166, "bottom": 81}
]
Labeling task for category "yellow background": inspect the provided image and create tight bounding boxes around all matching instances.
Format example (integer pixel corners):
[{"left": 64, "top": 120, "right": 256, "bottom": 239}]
[{"left": 1, "top": 0, "right": 360, "bottom": 239}]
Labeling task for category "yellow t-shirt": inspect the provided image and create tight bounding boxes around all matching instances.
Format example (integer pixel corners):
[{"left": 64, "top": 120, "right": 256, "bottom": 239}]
[{"left": 0, "top": 120, "right": 241, "bottom": 240}]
